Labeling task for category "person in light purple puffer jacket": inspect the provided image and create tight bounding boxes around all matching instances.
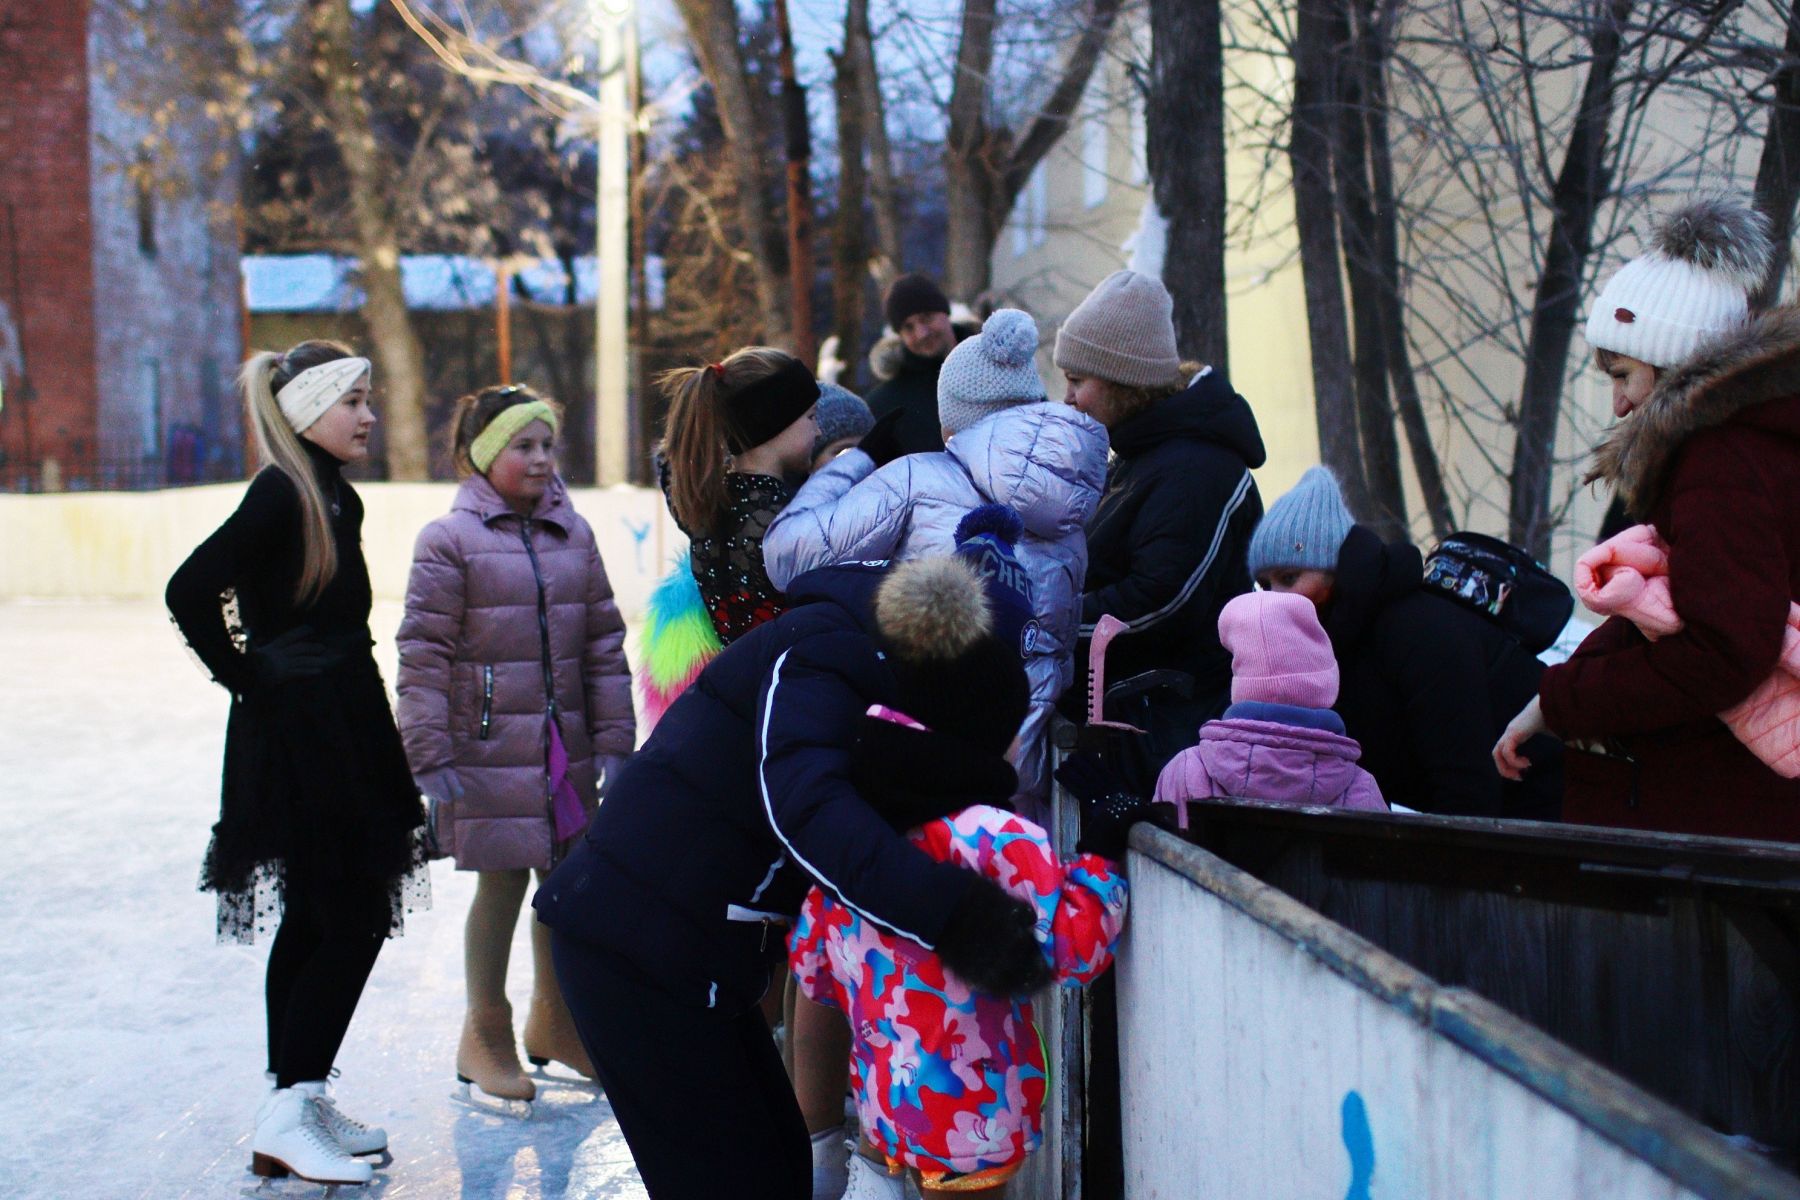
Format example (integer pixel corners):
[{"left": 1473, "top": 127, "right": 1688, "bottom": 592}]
[
  {"left": 762, "top": 309, "right": 1108, "bottom": 816},
  {"left": 396, "top": 385, "right": 635, "bottom": 1109},
  {"left": 1154, "top": 590, "right": 1385, "bottom": 827}
]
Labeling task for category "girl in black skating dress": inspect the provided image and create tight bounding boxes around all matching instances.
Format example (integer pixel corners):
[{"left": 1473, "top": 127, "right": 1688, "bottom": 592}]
[{"left": 166, "top": 339, "right": 427, "bottom": 1186}]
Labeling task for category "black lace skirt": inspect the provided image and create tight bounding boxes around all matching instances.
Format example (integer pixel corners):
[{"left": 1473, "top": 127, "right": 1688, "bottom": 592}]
[{"left": 201, "top": 650, "right": 429, "bottom": 943}]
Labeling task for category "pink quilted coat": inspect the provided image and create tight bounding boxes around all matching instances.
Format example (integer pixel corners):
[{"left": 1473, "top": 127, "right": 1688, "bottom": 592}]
[
  {"left": 1153, "top": 716, "right": 1387, "bottom": 827},
  {"left": 1577, "top": 524, "right": 1800, "bottom": 778},
  {"left": 397, "top": 474, "right": 635, "bottom": 870}
]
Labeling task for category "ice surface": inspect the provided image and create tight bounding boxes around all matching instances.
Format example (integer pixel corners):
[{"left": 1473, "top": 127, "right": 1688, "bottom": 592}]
[{"left": 0, "top": 601, "right": 647, "bottom": 1200}]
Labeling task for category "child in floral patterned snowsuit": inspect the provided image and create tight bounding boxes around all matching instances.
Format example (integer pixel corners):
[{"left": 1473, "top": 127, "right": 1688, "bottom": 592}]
[{"left": 789, "top": 705, "right": 1128, "bottom": 1197}]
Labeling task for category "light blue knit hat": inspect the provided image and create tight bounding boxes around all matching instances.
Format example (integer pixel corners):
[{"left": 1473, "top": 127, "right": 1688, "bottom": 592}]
[
  {"left": 1248, "top": 466, "right": 1355, "bottom": 579},
  {"left": 937, "top": 308, "right": 1046, "bottom": 436},
  {"left": 812, "top": 382, "right": 874, "bottom": 458}
]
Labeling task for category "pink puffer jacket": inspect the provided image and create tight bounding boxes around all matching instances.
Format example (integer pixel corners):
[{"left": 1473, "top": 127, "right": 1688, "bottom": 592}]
[
  {"left": 1577, "top": 524, "right": 1800, "bottom": 779},
  {"left": 1153, "top": 716, "right": 1387, "bottom": 827},
  {"left": 397, "top": 474, "right": 634, "bottom": 870}
]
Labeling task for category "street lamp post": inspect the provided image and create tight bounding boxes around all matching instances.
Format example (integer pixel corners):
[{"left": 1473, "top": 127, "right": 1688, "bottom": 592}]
[{"left": 595, "top": 0, "right": 633, "bottom": 487}]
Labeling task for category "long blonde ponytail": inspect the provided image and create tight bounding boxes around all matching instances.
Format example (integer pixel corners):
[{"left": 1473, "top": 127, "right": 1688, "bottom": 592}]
[{"left": 239, "top": 339, "right": 355, "bottom": 606}]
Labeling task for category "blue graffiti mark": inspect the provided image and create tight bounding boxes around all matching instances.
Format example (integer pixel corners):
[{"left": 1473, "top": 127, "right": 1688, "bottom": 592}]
[
  {"left": 622, "top": 517, "right": 651, "bottom": 573},
  {"left": 1342, "top": 1090, "right": 1374, "bottom": 1200}
]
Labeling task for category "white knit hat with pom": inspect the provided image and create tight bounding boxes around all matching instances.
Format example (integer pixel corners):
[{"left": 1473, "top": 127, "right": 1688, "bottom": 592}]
[
  {"left": 937, "top": 308, "right": 1047, "bottom": 436},
  {"left": 1585, "top": 198, "right": 1774, "bottom": 369}
]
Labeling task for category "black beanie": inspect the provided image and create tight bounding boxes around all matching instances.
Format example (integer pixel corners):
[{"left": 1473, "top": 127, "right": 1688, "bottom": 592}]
[
  {"left": 885, "top": 273, "right": 951, "bottom": 333},
  {"left": 874, "top": 557, "right": 1030, "bottom": 755}
]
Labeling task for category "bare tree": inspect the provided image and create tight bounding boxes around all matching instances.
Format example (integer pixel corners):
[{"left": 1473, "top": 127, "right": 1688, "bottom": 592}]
[
  {"left": 305, "top": 0, "right": 434, "bottom": 478},
  {"left": 942, "top": 0, "right": 1124, "bottom": 298},
  {"left": 1147, "top": 0, "right": 1228, "bottom": 372},
  {"left": 846, "top": 0, "right": 903, "bottom": 283},
  {"left": 669, "top": 0, "right": 792, "bottom": 344},
  {"left": 1752, "top": 0, "right": 1800, "bottom": 310}
]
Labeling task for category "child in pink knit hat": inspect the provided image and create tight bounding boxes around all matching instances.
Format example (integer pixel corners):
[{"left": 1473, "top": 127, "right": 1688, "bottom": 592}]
[{"left": 1153, "top": 590, "right": 1385, "bottom": 826}]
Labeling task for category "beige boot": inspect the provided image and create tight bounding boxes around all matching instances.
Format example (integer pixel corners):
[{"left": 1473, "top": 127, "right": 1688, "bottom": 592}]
[
  {"left": 457, "top": 1001, "right": 536, "bottom": 1102},
  {"left": 522, "top": 985, "right": 596, "bottom": 1080}
]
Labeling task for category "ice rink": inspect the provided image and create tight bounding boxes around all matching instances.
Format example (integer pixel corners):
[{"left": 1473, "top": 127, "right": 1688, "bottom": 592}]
[{"left": 0, "top": 600, "right": 647, "bottom": 1199}]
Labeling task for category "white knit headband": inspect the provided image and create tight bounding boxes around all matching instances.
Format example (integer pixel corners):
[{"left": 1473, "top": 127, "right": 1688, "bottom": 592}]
[{"left": 276, "top": 357, "right": 372, "bottom": 433}]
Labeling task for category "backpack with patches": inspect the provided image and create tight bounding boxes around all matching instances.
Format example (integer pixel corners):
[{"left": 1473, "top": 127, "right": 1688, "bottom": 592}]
[{"left": 1421, "top": 531, "right": 1572, "bottom": 655}]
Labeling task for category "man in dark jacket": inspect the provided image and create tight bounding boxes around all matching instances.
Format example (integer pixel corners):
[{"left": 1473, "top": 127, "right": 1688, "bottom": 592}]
[
  {"left": 864, "top": 273, "right": 964, "bottom": 457},
  {"left": 1252, "top": 467, "right": 1560, "bottom": 819},
  {"left": 534, "top": 558, "right": 1049, "bottom": 1200}
]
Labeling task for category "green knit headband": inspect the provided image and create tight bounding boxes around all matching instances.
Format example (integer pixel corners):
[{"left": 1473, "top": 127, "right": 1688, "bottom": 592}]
[{"left": 470, "top": 400, "right": 559, "bottom": 472}]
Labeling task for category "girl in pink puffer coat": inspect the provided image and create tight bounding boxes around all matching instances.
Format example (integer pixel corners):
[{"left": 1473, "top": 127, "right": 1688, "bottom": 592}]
[
  {"left": 1154, "top": 590, "right": 1385, "bottom": 826},
  {"left": 396, "top": 385, "right": 635, "bottom": 1110}
]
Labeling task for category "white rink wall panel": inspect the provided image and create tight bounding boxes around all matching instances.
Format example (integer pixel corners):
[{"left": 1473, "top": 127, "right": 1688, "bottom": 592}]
[
  {"left": 1116, "top": 827, "right": 1800, "bottom": 1200},
  {"left": 0, "top": 482, "right": 686, "bottom": 617}
]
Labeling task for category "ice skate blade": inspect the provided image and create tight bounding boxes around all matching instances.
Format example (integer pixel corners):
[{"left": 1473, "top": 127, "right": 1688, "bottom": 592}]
[
  {"left": 452, "top": 1078, "right": 533, "bottom": 1119},
  {"left": 524, "top": 1056, "right": 603, "bottom": 1093},
  {"left": 245, "top": 1153, "right": 372, "bottom": 1193}
]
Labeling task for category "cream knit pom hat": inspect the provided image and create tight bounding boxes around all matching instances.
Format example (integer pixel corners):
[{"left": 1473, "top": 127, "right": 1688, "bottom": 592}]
[
  {"left": 1585, "top": 198, "right": 1773, "bottom": 369},
  {"left": 1053, "top": 269, "right": 1183, "bottom": 388}
]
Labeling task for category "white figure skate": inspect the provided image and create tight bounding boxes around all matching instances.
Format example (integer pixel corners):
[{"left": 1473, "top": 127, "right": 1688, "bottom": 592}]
[{"left": 249, "top": 1086, "right": 373, "bottom": 1187}]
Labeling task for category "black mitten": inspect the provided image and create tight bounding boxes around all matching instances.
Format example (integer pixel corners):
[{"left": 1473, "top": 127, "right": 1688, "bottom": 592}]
[
  {"left": 935, "top": 876, "right": 1054, "bottom": 997},
  {"left": 1076, "top": 790, "right": 1156, "bottom": 859},
  {"left": 857, "top": 408, "right": 907, "bottom": 467},
  {"left": 1055, "top": 752, "right": 1153, "bottom": 858},
  {"left": 249, "top": 625, "right": 335, "bottom": 689}
]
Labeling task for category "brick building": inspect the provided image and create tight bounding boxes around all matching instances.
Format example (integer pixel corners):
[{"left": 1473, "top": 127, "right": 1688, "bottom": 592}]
[{"left": 0, "top": 1, "right": 241, "bottom": 491}]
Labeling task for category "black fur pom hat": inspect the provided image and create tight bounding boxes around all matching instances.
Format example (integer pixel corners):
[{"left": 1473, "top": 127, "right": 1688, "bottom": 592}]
[
  {"left": 873, "top": 556, "right": 1030, "bottom": 755},
  {"left": 1586, "top": 198, "right": 1774, "bottom": 369}
]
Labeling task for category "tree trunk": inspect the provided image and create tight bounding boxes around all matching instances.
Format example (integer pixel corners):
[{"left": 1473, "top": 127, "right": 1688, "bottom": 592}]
[
  {"left": 1361, "top": 0, "right": 1453, "bottom": 537},
  {"left": 846, "top": 0, "right": 902, "bottom": 286},
  {"left": 307, "top": 0, "right": 430, "bottom": 480},
  {"left": 671, "top": 0, "right": 791, "bottom": 344},
  {"left": 1752, "top": 0, "right": 1800, "bottom": 312},
  {"left": 944, "top": 0, "right": 1001, "bottom": 300},
  {"left": 1508, "top": 0, "right": 1631, "bottom": 559},
  {"left": 1289, "top": 0, "right": 1374, "bottom": 519},
  {"left": 774, "top": 0, "right": 816, "bottom": 365},
  {"left": 1147, "top": 0, "right": 1227, "bottom": 373},
  {"left": 944, "top": 0, "right": 1123, "bottom": 299},
  {"left": 831, "top": 44, "right": 871, "bottom": 381},
  {"left": 1329, "top": 0, "right": 1407, "bottom": 539}
]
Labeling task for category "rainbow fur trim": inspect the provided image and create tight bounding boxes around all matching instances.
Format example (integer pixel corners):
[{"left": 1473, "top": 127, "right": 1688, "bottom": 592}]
[{"left": 636, "top": 555, "right": 722, "bottom": 731}]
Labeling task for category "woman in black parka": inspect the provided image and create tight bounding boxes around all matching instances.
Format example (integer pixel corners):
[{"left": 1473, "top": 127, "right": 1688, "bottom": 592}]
[
  {"left": 166, "top": 340, "right": 426, "bottom": 1186},
  {"left": 534, "top": 556, "right": 1050, "bottom": 1200},
  {"left": 1054, "top": 270, "right": 1267, "bottom": 783}
]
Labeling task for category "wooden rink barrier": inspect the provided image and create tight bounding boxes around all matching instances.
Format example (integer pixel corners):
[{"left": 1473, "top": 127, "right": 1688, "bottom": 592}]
[{"left": 1116, "top": 820, "right": 1800, "bottom": 1199}]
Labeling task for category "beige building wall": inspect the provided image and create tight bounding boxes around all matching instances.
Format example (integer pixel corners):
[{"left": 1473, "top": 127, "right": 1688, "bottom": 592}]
[{"left": 989, "top": 21, "right": 1318, "bottom": 506}]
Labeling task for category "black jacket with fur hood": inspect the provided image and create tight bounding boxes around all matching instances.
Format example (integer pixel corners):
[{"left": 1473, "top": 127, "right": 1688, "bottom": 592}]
[
  {"left": 1542, "top": 308, "right": 1800, "bottom": 840},
  {"left": 863, "top": 321, "right": 979, "bottom": 457}
]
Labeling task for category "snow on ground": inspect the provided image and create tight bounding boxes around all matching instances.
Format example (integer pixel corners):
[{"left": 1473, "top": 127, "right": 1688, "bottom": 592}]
[{"left": 0, "top": 601, "right": 647, "bottom": 1200}]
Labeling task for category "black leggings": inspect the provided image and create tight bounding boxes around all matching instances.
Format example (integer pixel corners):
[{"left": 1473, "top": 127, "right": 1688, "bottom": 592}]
[
  {"left": 551, "top": 932, "right": 810, "bottom": 1200},
  {"left": 265, "top": 861, "right": 390, "bottom": 1088}
]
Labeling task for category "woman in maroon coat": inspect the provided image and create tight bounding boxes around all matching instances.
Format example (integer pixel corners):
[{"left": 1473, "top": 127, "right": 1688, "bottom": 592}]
[{"left": 1497, "top": 200, "right": 1800, "bottom": 842}]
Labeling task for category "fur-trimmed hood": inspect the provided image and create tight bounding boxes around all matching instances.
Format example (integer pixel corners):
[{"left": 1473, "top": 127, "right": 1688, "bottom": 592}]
[{"left": 1590, "top": 307, "right": 1800, "bottom": 515}]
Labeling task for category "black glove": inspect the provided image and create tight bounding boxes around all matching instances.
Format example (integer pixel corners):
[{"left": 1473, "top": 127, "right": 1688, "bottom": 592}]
[
  {"left": 1056, "top": 752, "right": 1154, "bottom": 858},
  {"left": 249, "top": 625, "right": 336, "bottom": 689},
  {"left": 935, "top": 875, "right": 1055, "bottom": 997},
  {"left": 857, "top": 408, "right": 907, "bottom": 467}
]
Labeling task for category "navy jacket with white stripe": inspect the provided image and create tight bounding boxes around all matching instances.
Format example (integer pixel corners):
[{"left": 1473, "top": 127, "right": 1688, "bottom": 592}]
[
  {"left": 533, "top": 562, "right": 978, "bottom": 1012},
  {"left": 1077, "top": 369, "right": 1266, "bottom": 707}
]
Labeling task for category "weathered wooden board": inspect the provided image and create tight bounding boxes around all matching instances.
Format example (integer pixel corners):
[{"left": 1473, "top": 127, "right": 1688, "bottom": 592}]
[{"left": 1118, "top": 826, "right": 1800, "bottom": 1200}]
